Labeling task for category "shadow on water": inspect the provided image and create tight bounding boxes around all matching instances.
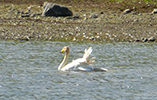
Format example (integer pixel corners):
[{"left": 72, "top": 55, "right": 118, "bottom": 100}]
[{"left": 0, "top": 41, "right": 157, "bottom": 99}]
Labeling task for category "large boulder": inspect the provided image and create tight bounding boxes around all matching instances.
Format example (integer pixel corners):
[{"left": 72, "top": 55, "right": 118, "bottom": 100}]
[{"left": 42, "top": 2, "right": 73, "bottom": 17}]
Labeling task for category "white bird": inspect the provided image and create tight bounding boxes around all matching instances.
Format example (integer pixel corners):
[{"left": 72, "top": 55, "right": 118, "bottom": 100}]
[{"left": 58, "top": 46, "right": 108, "bottom": 72}]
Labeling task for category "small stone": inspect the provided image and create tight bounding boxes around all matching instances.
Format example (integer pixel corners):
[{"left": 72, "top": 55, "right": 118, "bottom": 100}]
[
  {"left": 25, "top": 36, "right": 30, "bottom": 40},
  {"left": 30, "top": 14, "right": 35, "bottom": 17},
  {"left": 20, "top": 36, "right": 30, "bottom": 41},
  {"left": 90, "top": 13, "right": 98, "bottom": 18},
  {"left": 66, "top": 16, "right": 73, "bottom": 19},
  {"left": 84, "top": 17, "right": 88, "bottom": 20},
  {"left": 49, "top": 36, "right": 53, "bottom": 40},
  {"left": 73, "top": 14, "right": 80, "bottom": 19},
  {"left": 89, "top": 36, "right": 94, "bottom": 40},
  {"left": 73, "top": 37, "right": 76, "bottom": 41},
  {"left": 148, "top": 36, "right": 155, "bottom": 41},
  {"left": 141, "top": 37, "right": 148, "bottom": 42},
  {"left": 100, "top": 11, "right": 103, "bottom": 14},
  {"left": 67, "top": 14, "right": 80, "bottom": 19},
  {"left": 30, "top": 13, "right": 42, "bottom": 17},
  {"left": 123, "top": 9, "right": 132, "bottom": 14},
  {"left": 152, "top": 9, "right": 157, "bottom": 14},
  {"left": 15, "top": 11, "right": 21, "bottom": 14},
  {"left": 80, "top": 10, "right": 85, "bottom": 12},
  {"left": 132, "top": 11, "right": 138, "bottom": 15},
  {"left": 135, "top": 39, "right": 140, "bottom": 42},
  {"left": 21, "top": 14, "right": 30, "bottom": 17}
]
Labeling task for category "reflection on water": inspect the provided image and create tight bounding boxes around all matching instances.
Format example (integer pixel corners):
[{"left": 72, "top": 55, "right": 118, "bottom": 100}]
[{"left": 0, "top": 41, "right": 157, "bottom": 99}]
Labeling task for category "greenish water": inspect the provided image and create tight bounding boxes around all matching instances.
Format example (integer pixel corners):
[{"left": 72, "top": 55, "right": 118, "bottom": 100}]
[{"left": 0, "top": 41, "right": 157, "bottom": 100}]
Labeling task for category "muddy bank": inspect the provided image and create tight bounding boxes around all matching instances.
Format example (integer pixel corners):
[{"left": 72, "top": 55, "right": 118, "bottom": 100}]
[{"left": 0, "top": 3, "right": 156, "bottom": 42}]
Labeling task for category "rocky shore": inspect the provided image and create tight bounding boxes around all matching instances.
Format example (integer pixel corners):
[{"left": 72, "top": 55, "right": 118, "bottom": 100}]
[{"left": 0, "top": 2, "right": 157, "bottom": 42}]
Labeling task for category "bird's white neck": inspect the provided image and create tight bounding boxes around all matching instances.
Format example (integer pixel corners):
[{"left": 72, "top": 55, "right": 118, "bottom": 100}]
[{"left": 58, "top": 51, "right": 69, "bottom": 70}]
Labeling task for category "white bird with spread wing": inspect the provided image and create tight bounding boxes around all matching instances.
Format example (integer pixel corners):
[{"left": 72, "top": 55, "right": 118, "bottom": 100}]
[{"left": 58, "top": 46, "right": 108, "bottom": 72}]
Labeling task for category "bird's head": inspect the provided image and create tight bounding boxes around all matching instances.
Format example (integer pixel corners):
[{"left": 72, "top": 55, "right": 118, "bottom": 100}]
[{"left": 61, "top": 46, "right": 69, "bottom": 53}]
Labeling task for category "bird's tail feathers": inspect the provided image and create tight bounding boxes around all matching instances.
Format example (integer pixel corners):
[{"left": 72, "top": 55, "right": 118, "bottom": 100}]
[{"left": 87, "top": 57, "right": 95, "bottom": 64}]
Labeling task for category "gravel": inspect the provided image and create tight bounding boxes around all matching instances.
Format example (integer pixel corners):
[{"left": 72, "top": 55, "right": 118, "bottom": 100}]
[{"left": 0, "top": 4, "right": 156, "bottom": 43}]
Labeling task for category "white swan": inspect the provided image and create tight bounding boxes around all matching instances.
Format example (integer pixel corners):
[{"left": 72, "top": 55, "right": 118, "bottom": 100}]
[{"left": 58, "top": 46, "right": 108, "bottom": 72}]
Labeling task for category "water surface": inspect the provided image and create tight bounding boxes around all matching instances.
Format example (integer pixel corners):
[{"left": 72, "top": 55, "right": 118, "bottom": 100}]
[{"left": 0, "top": 41, "right": 157, "bottom": 99}]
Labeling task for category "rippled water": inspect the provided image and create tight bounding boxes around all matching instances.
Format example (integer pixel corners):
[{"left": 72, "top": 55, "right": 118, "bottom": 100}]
[{"left": 0, "top": 41, "right": 157, "bottom": 99}]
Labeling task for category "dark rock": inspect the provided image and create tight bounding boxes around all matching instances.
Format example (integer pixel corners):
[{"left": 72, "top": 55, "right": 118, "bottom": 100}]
[
  {"left": 21, "top": 11, "right": 24, "bottom": 14},
  {"left": 100, "top": 11, "right": 103, "bottom": 14},
  {"left": 135, "top": 39, "right": 140, "bottom": 42},
  {"left": 42, "top": 2, "right": 73, "bottom": 17},
  {"left": 148, "top": 36, "right": 155, "bottom": 41}
]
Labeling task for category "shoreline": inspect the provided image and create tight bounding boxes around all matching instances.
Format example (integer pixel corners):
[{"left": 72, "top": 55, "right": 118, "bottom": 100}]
[{"left": 0, "top": 3, "right": 156, "bottom": 43}]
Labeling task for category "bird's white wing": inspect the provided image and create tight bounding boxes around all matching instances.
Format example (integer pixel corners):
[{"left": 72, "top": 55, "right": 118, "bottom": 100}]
[
  {"left": 60, "top": 47, "right": 93, "bottom": 71},
  {"left": 83, "top": 47, "right": 92, "bottom": 60},
  {"left": 61, "top": 58, "right": 86, "bottom": 71}
]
